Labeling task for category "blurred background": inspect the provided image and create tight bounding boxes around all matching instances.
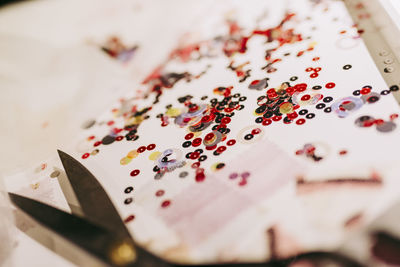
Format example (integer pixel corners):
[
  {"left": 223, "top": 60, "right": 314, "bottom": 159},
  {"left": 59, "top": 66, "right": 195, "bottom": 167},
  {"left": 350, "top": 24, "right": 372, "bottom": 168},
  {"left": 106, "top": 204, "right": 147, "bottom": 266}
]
[
  {"left": 0, "top": 0, "right": 216, "bottom": 176},
  {"left": 0, "top": 1, "right": 214, "bottom": 266}
]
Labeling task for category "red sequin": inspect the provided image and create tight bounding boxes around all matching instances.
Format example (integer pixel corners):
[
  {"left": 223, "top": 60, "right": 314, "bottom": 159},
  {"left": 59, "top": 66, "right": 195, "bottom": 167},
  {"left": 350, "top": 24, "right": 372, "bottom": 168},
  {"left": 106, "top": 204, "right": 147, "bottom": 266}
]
[
  {"left": 238, "top": 179, "right": 247, "bottom": 186},
  {"left": 287, "top": 112, "right": 298, "bottom": 120},
  {"left": 294, "top": 83, "right": 307, "bottom": 92},
  {"left": 296, "top": 118, "right": 306, "bottom": 125},
  {"left": 286, "top": 87, "right": 295, "bottom": 95},
  {"left": 390, "top": 114, "right": 399, "bottom": 120},
  {"left": 130, "top": 169, "right": 140, "bottom": 177},
  {"left": 201, "top": 115, "right": 212, "bottom": 123},
  {"left": 205, "top": 145, "right": 217, "bottom": 150},
  {"left": 360, "top": 88, "right": 371, "bottom": 95},
  {"left": 94, "top": 141, "right": 102, "bottom": 147},
  {"left": 155, "top": 190, "right": 165, "bottom": 197},
  {"left": 147, "top": 144, "right": 156, "bottom": 150},
  {"left": 262, "top": 119, "right": 272, "bottom": 126},
  {"left": 363, "top": 120, "right": 374, "bottom": 127},
  {"left": 325, "top": 82, "right": 336, "bottom": 89},
  {"left": 113, "top": 128, "right": 123, "bottom": 134},
  {"left": 190, "top": 151, "right": 200, "bottom": 160},
  {"left": 161, "top": 200, "right": 171, "bottom": 208},
  {"left": 191, "top": 162, "right": 201, "bottom": 168},
  {"left": 305, "top": 146, "right": 315, "bottom": 153},
  {"left": 82, "top": 153, "right": 90, "bottom": 159},
  {"left": 137, "top": 146, "right": 146, "bottom": 153},
  {"left": 124, "top": 215, "right": 135, "bottom": 223},
  {"left": 205, "top": 133, "right": 215, "bottom": 141},
  {"left": 185, "top": 133, "right": 194, "bottom": 140},
  {"left": 227, "top": 139, "right": 236, "bottom": 146},
  {"left": 267, "top": 88, "right": 276, "bottom": 95},
  {"left": 296, "top": 86, "right": 307, "bottom": 92},
  {"left": 217, "top": 146, "right": 227, "bottom": 153},
  {"left": 195, "top": 173, "right": 206, "bottom": 182},
  {"left": 192, "top": 138, "right": 202, "bottom": 147},
  {"left": 272, "top": 115, "right": 282, "bottom": 121},
  {"left": 221, "top": 117, "right": 231, "bottom": 124}
]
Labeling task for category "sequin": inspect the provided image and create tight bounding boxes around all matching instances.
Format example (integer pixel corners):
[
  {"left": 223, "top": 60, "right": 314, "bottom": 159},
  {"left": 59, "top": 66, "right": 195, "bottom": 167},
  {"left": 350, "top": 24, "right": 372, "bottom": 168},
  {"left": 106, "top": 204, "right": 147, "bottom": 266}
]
[
  {"left": 279, "top": 102, "right": 293, "bottom": 114},
  {"left": 130, "top": 169, "right": 140, "bottom": 177},
  {"left": 50, "top": 170, "right": 60, "bottom": 178},
  {"left": 102, "top": 135, "right": 116, "bottom": 145},
  {"left": 376, "top": 121, "right": 396, "bottom": 132},
  {"left": 127, "top": 150, "right": 139, "bottom": 159},
  {"left": 120, "top": 157, "right": 132, "bottom": 165}
]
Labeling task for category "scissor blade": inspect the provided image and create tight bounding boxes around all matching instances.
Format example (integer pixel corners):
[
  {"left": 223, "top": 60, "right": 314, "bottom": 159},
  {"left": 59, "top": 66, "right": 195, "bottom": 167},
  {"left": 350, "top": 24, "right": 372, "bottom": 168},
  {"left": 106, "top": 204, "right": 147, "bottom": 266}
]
[
  {"left": 9, "top": 192, "right": 137, "bottom": 267},
  {"left": 57, "top": 150, "right": 128, "bottom": 237},
  {"left": 57, "top": 150, "right": 181, "bottom": 267}
]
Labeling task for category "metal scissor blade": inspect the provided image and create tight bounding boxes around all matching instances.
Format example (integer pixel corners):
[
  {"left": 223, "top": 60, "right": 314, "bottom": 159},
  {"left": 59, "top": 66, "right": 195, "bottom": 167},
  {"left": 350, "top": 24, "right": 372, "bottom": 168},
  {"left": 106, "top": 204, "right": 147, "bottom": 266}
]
[
  {"left": 57, "top": 150, "right": 171, "bottom": 266},
  {"left": 57, "top": 150, "right": 128, "bottom": 237},
  {"left": 9, "top": 193, "right": 137, "bottom": 267}
]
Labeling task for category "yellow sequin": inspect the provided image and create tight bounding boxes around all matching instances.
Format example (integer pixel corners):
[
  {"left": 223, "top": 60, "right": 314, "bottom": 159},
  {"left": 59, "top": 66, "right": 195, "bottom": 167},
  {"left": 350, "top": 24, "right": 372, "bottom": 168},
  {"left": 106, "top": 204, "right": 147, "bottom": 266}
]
[
  {"left": 279, "top": 102, "right": 293, "bottom": 114},
  {"left": 149, "top": 151, "right": 161, "bottom": 161},
  {"left": 127, "top": 150, "right": 139, "bottom": 159},
  {"left": 120, "top": 157, "right": 132, "bottom": 165},
  {"left": 166, "top": 108, "right": 182, "bottom": 117}
]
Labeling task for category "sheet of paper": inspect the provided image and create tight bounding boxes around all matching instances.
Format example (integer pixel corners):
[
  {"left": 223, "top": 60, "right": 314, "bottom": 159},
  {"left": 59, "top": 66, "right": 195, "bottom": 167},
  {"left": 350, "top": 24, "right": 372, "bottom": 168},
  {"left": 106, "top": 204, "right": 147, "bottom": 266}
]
[{"left": 4, "top": 0, "right": 400, "bottom": 264}]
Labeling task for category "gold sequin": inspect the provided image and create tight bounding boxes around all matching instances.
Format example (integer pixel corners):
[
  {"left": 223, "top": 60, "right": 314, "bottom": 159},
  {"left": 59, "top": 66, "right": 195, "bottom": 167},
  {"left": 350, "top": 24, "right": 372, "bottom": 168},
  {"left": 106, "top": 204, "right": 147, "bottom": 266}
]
[
  {"left": 120, "top": 157, "right": 132, "bottom": 165},
  {"left": 279, "top": 102, "right": 293, "bottom": 114},
  {"left": 30, "top": 183, "right": 39, "bottom": 190}
]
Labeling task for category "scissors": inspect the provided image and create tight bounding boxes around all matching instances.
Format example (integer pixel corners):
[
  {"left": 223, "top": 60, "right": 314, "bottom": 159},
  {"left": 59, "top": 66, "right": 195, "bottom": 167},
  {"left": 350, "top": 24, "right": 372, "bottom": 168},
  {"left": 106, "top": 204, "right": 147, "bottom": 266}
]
[{"left": 9, "top": 150, "right": 364, "bottom": 267}]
